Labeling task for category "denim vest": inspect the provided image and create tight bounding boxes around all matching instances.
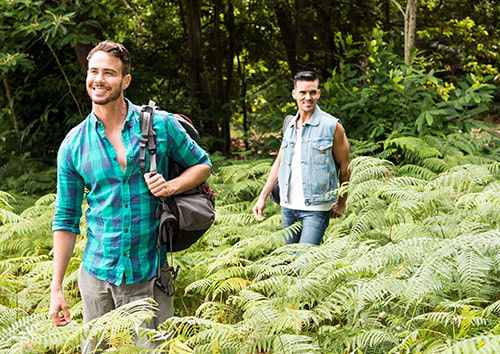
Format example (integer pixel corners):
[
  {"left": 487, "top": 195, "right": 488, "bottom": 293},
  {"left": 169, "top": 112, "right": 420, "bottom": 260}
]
[{"left": 278, "top": 106, "right": 339, "bottom": 206}]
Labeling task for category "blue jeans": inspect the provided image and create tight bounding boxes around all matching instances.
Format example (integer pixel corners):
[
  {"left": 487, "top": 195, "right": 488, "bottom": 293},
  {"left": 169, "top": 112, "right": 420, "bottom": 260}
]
[{"left": 281, "top": 206, "right": 330, "bottom": 245}]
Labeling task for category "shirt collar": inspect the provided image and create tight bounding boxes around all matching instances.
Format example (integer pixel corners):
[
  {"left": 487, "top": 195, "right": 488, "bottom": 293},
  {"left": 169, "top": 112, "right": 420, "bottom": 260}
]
[{"left": 295, "top": 105, "right": 322, "bottom": 127}]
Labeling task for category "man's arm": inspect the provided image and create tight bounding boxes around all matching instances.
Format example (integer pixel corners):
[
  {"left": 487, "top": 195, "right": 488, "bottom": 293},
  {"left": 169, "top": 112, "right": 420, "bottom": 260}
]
[
  {"left": 144, "top": 164, "right": 211, "bottom": 197},
  {"left": 49, "top": 230, "right": 77, "bottom": 326},
  {"left": 331, "top": 122, "right": 351, "bottom": 218},
  {"left": 252, "top": 148, "right": 282, "bottom": 220}
]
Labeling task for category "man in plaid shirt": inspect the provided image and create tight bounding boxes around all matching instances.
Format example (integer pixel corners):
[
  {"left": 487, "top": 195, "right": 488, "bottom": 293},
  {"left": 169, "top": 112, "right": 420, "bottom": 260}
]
[{"left": 49, "top": 40, "right": 211, "bottom": 351}]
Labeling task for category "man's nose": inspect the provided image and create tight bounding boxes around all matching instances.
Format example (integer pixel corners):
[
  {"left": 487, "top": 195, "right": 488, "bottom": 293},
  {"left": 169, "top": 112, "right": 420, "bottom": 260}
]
[{"left": 94, "top": 72, "right": 106, "bottom": 82}]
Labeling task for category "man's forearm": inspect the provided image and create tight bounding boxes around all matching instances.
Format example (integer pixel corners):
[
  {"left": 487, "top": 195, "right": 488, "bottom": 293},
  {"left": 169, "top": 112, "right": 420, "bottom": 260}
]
[
  {"left": 166, "top": 164, "right": 211, "bottom": 195},
  {"left": 51, "top": 231, "right": 77, "bottom": 291}
]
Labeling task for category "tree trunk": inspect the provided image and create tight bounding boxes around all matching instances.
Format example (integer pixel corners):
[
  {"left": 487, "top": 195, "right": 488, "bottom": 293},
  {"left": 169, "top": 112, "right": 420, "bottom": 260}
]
[
  {"left": 316, "top": 1, "right": 336, "bottom": 79},
  {"left": 185, "top": 0, "right": 217, "bottom": 136},
  {"left": 2, "top": 74, "right": 22, "bottom": 153},
  {"left": 405, "top": 0, "right": 418, "bottom": 64},
  {"left": 213, "top": 0, "right": 233, "bottom": 153},
  {"left": 273, "top": 1, "right": 298, "bottom": 75},
  {"left": 294, "top": 0, "right": 316, "bottom": 69},
  {"left": 220, "top": 0, "right": 235, "bottom": 153}
]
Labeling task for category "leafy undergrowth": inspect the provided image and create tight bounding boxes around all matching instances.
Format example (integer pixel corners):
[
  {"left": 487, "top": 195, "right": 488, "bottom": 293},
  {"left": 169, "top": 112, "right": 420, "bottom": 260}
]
[{"left": 0, "top": 131, "right": 499, "bottom": 353}]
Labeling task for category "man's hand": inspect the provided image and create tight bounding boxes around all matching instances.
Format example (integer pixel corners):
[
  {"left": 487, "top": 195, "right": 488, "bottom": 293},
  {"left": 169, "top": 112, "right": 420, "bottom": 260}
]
[
  {"left": 252, "top": 198, "right": 267, "bottom": 221},
  {"left": 330, "top": 201, "right": 346, "bottom": 218},
  {"left": 144, "top": 172, "right": 171, "bottom": 197},
  {"left": 49, "top": 290, "right": 71, "bottom": 326}
]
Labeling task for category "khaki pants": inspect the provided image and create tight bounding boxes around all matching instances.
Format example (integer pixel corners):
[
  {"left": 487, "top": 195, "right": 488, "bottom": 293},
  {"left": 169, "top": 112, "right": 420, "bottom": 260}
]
[{"left": 78, "top": 266, "right": 173, "bottom": 353}]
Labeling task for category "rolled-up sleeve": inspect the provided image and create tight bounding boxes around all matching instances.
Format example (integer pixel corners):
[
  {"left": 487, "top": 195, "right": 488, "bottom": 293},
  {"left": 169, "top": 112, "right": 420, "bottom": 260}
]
[{"left": 52, "top": 139, "right": 85, "bottom": 234}]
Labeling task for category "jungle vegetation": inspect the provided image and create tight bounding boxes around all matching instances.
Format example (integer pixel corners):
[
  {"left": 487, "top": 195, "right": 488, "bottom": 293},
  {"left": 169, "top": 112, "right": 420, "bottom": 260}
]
[
  {"left": 1, "top": 131, "right": 499, "bottom": 353},
  {"left": 1, "top": 0, "right": 499, "bottom": 353}
]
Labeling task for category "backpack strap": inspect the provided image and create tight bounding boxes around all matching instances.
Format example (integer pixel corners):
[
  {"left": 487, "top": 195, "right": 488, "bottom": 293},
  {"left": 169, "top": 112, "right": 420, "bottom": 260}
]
[
  {"left": 139, "top": 100, "right": 178, "bottom": 295},
  {"left": 139, "top": 100, "right": 157, "bottom": 174},
  {"left": 282, "top": 114, "right": 295, "bottom": 136}
]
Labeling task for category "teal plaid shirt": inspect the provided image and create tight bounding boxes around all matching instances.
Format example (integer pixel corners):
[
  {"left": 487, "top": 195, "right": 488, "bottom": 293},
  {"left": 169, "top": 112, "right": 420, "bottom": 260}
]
[{"left": 53, "top": 99, "right": 211, "bottom": 285}]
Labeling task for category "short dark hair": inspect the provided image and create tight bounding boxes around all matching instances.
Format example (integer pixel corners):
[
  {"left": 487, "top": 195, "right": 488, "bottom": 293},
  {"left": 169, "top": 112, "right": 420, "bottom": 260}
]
[
  {"left": 293, "top": 71, "right": 319, "bottom": 87},
  {"left": 87, "top": 40, "right": 131, "bottom": 76}
]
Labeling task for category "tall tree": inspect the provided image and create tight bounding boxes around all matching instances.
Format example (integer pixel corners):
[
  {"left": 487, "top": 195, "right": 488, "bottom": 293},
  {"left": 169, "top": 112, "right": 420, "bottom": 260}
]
[
  {"left": 273, "top": 0, "right": 378, "bottom": 80},
  {"left": 185, "top": 0, "right": 214, "bottom": 111},
  {"left": 404, "top": 0, "right": 418, "bottom": 64}
]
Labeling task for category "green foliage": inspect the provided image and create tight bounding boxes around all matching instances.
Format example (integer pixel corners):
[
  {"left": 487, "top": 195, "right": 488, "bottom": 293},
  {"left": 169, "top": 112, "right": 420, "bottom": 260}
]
[
  {"left": 0, "top": 0, "right": 100, "bottom": 163},
  {"left": 0, "top": 1, "right": 499, "bottom": 350},
  {"left": 0, "top": 155, "right": 56, "bottom": 197},
  {"left": 321, "top": 32, "right": 496, "bottom": 141},
  {"left": 417, "top": 16, "right": 500, "bottom": 79},
  {"left": 1, "top": 130, "right": 499, "bottom": 352}
]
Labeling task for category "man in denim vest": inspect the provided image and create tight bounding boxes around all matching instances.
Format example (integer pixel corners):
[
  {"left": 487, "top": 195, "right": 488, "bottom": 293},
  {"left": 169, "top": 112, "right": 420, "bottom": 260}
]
[{"left": 253, "top": 71, "right": 350, "bottom": 245}]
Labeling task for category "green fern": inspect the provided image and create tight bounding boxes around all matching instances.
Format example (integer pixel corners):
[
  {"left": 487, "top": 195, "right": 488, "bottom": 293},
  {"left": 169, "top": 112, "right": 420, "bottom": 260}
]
[{"left": 1, "top": 132, "right": 500, "bottom": 353}]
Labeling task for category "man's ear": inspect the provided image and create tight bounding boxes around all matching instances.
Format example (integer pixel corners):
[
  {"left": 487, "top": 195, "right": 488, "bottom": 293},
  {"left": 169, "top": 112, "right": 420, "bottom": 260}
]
[{"left": 122, "top": 74, "right": 132, "bottom": 89}]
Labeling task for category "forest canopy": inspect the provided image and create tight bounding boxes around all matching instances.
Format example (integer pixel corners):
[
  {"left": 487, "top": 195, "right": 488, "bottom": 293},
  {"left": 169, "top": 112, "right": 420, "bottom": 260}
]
[{"left": 1, "top": 0, "right": 499, "bottom": 167}]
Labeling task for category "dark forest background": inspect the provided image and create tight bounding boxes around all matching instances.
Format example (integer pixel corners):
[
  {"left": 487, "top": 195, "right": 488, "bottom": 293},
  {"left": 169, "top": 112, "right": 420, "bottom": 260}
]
[{"left": 1, "top": 0, "right": 499, "bottom": 196}]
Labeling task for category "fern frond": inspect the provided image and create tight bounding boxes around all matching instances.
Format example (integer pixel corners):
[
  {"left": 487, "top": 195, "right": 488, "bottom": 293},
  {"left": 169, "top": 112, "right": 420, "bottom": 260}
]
[
  {"left": 346, "top": 181, "right": 386, "bottom": 205},
  {"left": 184, "top": 278, "right": 216, "bottom": 296},
  {"left": 0, "top": 305, "right": 24, "bottom": 328},
  {"left": 81, "top": 298, "right": 158, "bottom": 352},
  {"left": 429, "top": 164, "right": 492, "bottom": 193},
  {"left": 164, "top": 316, "right": 236, "bottom": 349},
  {"left": 228, "top": 289, "right": 269, "bottom": 312},
  {"left": 424, "top": 134, "right": 466, "bottom": 157},
  {"left": 212, "top": 277, "right": 251, "bottom": 299},
  {"left": 484, "top": 161, "right": 500, "bottom": 177},
  {"left": 483, "top": 299, "right": 500, "bottom": 317},
  {"left": 270, "top": 334, "right": 322, "bottom": 353},
  {"left": 349, "top": 156, "right": 395, "bottom": 185},
  {"left": 347, "top": 329, "right": 398, "bottom": 353},
  {"left": 420, "top": 157, "right": 450, "bottom": 174},
  {"left": 443, "top": 131, "right": 497, "bottom": 155},
  {"left": 443, "top": 334, "right": 500, "bottom": 354},
  {"left": 387, "top": 175, "right": 429, "bottom": 189},
  {"left": 384, "top": 136, "right": 442, "bottom": 163},
  {"left": 349, "top": 205, "right": 388, "bottom": 241},
  {"left": 405, "top": 240, "right": 456, "bottom": 303},
  {"left": 0, "top": 209, "right": 25, "bottom": 226},
  {"left": 349, "top": 139, "right": 382, "bottom": 157},
  {"left": 0, "top": 191, "right": 15, "bottom": 211},
  {"left": 15, "top": 320, "right": 83, "bottom": 354},
  {"left": 195, "top": 300, "right": 241, "bottom": 322},
  {"left": 390, "top": 222, "right": 432, "bottom": 241},
  {"left": 0, "top": 312, "right": 48, "bottom": 351},
  {"left": 456, "top": 248, "right": 493, "bottom": 297}
]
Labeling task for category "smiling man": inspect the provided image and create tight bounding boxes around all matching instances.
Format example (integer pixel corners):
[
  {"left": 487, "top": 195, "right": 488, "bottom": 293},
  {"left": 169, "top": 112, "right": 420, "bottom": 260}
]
[
  {"left": 253, "top": 71, "right": 351, "bottom": 245},
  {"left": 49, "top": 40, "right": 212, "bottom": 352}
]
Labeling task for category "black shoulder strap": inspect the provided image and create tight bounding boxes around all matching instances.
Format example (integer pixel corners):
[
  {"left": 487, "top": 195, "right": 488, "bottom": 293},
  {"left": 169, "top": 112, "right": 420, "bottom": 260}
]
[
  {"left": 282, "top": 114, "right": 295, "bottom": 136},
  {"left": 139, "top": 100, "right": 157, "bottom": 174},
  {"left": 139, "top": 100, "right": 179, "bottom": 294}
]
